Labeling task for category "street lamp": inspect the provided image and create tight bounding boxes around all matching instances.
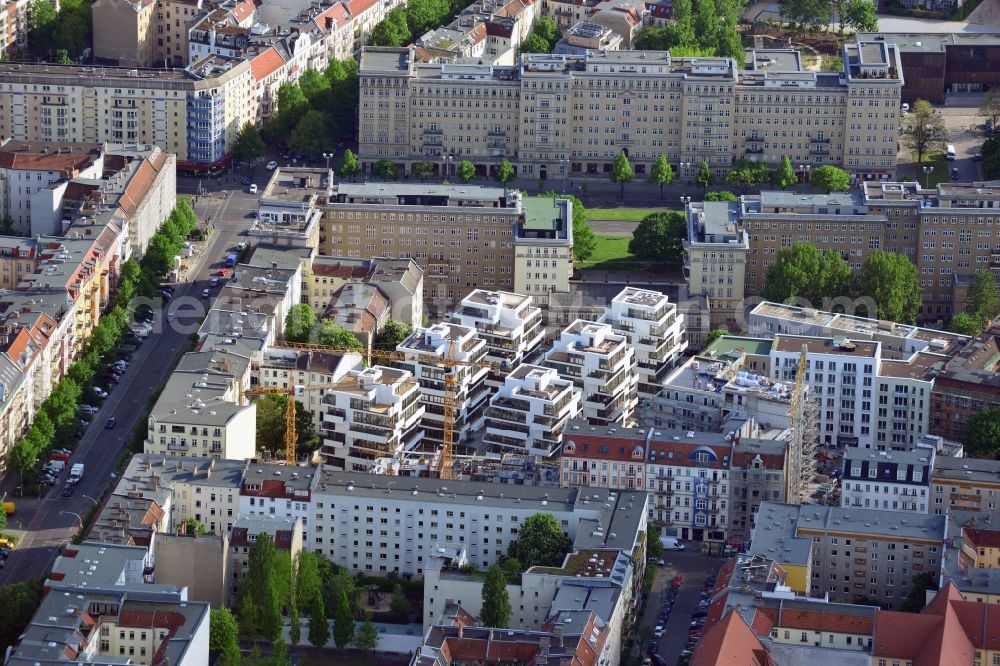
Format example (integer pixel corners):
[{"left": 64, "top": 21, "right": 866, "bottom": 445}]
[
  {"left": 61, "top": 510, "right": 83, "bottom": 529},
  {"left": 559, "top": 159, "right": 567, "bottom": 193},
  {"left": 82, "top": 494, "right": 100, "bottom": 507},
  {"left": 679, "top": 162, "right": 691, "bottom": 181},
  {"left": 922, "top": 165, "right": 935, "bottom": 189},
  {"left": 322, "top": 152, "right": 334, "bottom": 172},
  {"left": 679, "top": 194, "right": 692, "bottom": 208}
]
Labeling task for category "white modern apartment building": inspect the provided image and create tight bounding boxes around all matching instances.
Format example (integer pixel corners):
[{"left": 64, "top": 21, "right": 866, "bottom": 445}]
[
  {"left": 317, "top": 365, "right": 424, "bottom": 471},
  {"left": 544, "top": 320, "right": 637, "bottom": 427},
  {"left": 396, "top": 322, "right": 491, "bottom": 449},
  {"left": 599, "top": 287, "right": 687, "bottom": 395},
  {"left": 840, "top": 445, "right": 934, "bottom": 514},
  {"left": 769, "top": 334, "right": 942, "bottom": 451},
  {"left": 307, "top": 468, "right": 646, "bottom": 578},
  {"left": 450, "top": 289, "right": 544, "bottom": 389},
  {"left": 256, "top": 348, "right": 362, "bottom": 433},
  {"left": 482, "top": 364, "right": 581, "bottom": 457}
]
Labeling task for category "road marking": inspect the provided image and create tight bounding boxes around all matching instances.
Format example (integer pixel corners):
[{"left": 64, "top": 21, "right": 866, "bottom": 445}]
[{"left": 28, "top": 508, "right": 47, "bottom": 531}]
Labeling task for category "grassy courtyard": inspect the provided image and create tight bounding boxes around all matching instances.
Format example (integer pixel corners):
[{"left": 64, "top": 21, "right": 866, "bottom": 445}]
[
  {"left": 578, "top": 235, "right": 653, "bottom": 271},
  {"left": 586, "top": 207, "right": 658, "bottom": 221}
]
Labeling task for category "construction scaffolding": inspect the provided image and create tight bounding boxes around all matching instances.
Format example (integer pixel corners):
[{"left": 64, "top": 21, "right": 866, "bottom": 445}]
[{"left": 787, "top": 343, "right": 820, "bottom": 503}]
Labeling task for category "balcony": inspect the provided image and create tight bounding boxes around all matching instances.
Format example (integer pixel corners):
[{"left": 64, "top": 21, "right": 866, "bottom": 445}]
[{"left": 810, "top": 136, "right": 831, "bottom": 144}]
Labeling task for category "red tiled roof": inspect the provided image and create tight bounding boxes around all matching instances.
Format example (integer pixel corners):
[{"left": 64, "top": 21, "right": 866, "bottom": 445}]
[
  {"left": 748, "top": 608, "right": 774, "bottom": 637},
  {"left": 964, "top": 527, "right": 1000, "bottom": 549},
  {"left": 0, "top": 142, "right": 101, "bottom": 175},
  {"left": 761, "top": 606, "right": 875, "bottom": 635},
  {"left": 347, "top": 0, "right": 378, "bottom": 15},
  {"left": 311, "top": 262, "right": 371, "bottom": 279},
  {"left": 872, "top": 584, "right": 976, "bottom": 666},
  {"left": 250, "top": 46, "right": 285, "bottom": 80},
  {"left": 314, "top": 1, "right": 352, "bottom": 31},
  {"left": 229, "top": 0, "right": 255, "bottom": 22},
  {"left": 691, "top": 609, "right": 775, "bottom": 666}
]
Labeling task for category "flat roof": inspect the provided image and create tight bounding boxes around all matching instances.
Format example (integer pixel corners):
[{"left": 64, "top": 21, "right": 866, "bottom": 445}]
[
  {"left": 703, "top": 335, "right": 774, "bottom": 358},
  {"left": 773, "top": 334, "right": 879, "bottom": 358},
  {"left": 933, "top": 456, "right": 1000, "bottom": 485}
]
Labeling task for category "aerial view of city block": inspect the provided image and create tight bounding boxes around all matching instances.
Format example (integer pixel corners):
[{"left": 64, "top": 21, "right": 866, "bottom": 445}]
[{"left": 4, "top": 0, "right": 1000, "bottom": 662}]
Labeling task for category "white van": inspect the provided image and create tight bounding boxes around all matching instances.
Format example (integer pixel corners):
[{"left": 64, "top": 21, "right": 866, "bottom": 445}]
[
  {"left": 661, "top": 536, "right": 685, "bottom": 551},
  {"left": 947, "top": 144, "right": 957, "bottom": 160}
]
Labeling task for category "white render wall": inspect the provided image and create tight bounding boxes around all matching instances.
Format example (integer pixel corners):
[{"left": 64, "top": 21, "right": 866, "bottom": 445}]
[{"left": 483, "top": 364, "right": 581, "bottom": 456}]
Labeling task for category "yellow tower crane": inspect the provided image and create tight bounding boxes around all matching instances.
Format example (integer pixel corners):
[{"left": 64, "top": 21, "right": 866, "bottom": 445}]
[{"left": 271, "top": 340, "right": 504, "bottom": 479}]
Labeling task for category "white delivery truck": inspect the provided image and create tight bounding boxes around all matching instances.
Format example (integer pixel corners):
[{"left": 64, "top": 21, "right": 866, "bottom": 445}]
[{"left": 69, "top": 463, "right": 84, "bottom": 484}]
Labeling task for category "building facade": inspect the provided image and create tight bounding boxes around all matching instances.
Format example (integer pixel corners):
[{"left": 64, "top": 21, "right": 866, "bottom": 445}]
[{"left": 839, "top": 445, "right": 934, "bottom": 513}]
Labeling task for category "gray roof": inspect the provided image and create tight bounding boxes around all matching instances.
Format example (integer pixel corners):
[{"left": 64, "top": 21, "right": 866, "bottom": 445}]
[
  {"left": 48, "top": 542, "right": 152, "bottom": 589},
  {"left": 245, "top": 244, "right": 313, "bottom": 271},
  {"left": 334, "top": 181, "right": 509, "bottom": 202},
  {"left": 933, "top": 456, "right": 1000, "bottom": 485},
  {"left": 120, "top": 453, "right": 247, "bottom": 491},
  {"left": 748, "top": 503, "right": 814, "bottom": 567},
  {"left": 242, "top": 462, "right": 315, "bottom": 494}
]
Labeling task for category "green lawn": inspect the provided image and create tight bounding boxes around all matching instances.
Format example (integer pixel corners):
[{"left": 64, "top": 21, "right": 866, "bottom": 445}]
[
  {"left": 578, "top": 235, "right": 653, "bottom": 271},
  {"left": 586, "top": 207, "right": 660, "bottom": 221}
]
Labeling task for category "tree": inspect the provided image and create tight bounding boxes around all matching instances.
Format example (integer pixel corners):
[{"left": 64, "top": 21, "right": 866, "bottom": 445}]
[
  {"left": 375, "top": 320, "right": 413, "bottom": 350},
  {"left": 901, "top": 572, "right": 938, "bottom": 612},
  {"left": 338, "top": 149, "right": 360, "bottom": 180},
  {"left": 0, "top": 214, "right": 14, "bottom": 235},
  {"left": 903, "top": 100, "right": 948, "bottom": 163},
  {"left": 289, "top": 606, "right": 301, "bottom": 647},
  {"left": 506, "top": 513, "right": 573, "bottom": 569},
  {"left": 354, "top": 618, "right": 379, "bottom": 652},
  {"left": 692, "top": 0, "right": 719, "bottom": 49},
  {"left": 607, "top": 151, "right": 634, "bottom": 197},
  {"left": 762, "top": 242, "right": 853, "bottom": 307},
  {"left": 290, "top": 110, "right": 331, "bottom": 158},
  {"left": 842, "top": 0, "right": 878, "bottom": 31},
  {"left": 779, "top": 0, "right": 832, "bottom": 30},
  {"left": 704, "top": 327, "right": 729, "bottom": 349},
  {"left": 646, "top": 155, "right": 675, "bottom": 198},
  {"left": 0, "top": 579, "right": 44, "bottom": 654},
  {"left": 332, "top": 588, "right": 354, "bottom": 647},
  {"left": 275, "top": 83, "right": 309, "bottom": 136},
  {"left": 0, "top": 506, "right": 5, "bottom": 534},
  {"left": 950, "top": 312, "right": 982, "bottom": 337},
  {"left": 704, "top": 191, "right": 738, "bottom": 202},
  {"left": 497, "top": 159, "right": 515, "bottom": 185},
  {"left": 773, "top": 155, "right": 797, "bottom": 190},
  {"left": 413, "top": 161, "right": 435, "bottom": 181},
  {"left": 534, "top": 16, "right": 558, "bottom": 44},
  {"left": 629, "top": 212, "right": 686, "bottom": 266},
  {"left": 561, "top": 194, "right": 596, "bottom": 262},
  {"left": 269, "top": 638, "right": 289, "bottom": 666},
  {"left": 966, "top": 269, "right": 999, "bottom": 326},
  {"left": 980, "top": 88, "right": 1000, "bottom": 131},
  {"left": 27, "top": 0, "right": 56, "bottom": 47},
  {"left": 520, "top": 33, "right": 550, "bottom": 54},
  {"left": 317, "top": 321, "right": 364, "bottom": 350},
  {"left": 390, "top": 583, "right": 411, "bottom": 620},
  {"left": 725, "top": 159, "right": 770, "bottom": 194},
  {"left": 373, "top": 159, "right": 399, "bottom": 180},
  {"left": 646, "top": 525, "right": 665, "bottom": 560},
  {"left": 233, "top": 122, "right": 265, "bottom": 166},
  {"left": 858, "top": 251, "right": 921, "bottom": 324},
  {"left": 479, "top": 564, "right": 512, "bottom": 628},
  {"left": 967, "top": 406, "right": 1000, "bottom": 458},
  {"left": 634, "top": 24, "right": 693, "bottom": 51},
  {"left": 9, "top": 437, "right": 40, "bottom": 481},
  {"left": 210, "top": 608, "right": 242, "bottom": 666},
  {"left": 284, "top": 304, "right": 316, "bottom": 343},
  {"left": 810, "top": 165, "right": 851, "bottom": 193},
  {"left": 695, "top": 161, "right": 714, "bottom": 192},
  {"left": 54, "top": 48, "right": 72, "bottom": 64},
  {"left": 309, "top": 599, "right": 330, "bottom": 647},
  {"left": 238, "top": 534, "right": 283, "bottom": 640},
  {"left": 458, "top": 160, "right": 476, "bottom": 183},
  {"left": 714, "top": 24, "right": 744, "bottom": 68},
  {"left": 369, "top": 7, "right": 410, "bottom": 47},
  {"left": 183, "top": 517, "right": 210, "bottom": 535}
]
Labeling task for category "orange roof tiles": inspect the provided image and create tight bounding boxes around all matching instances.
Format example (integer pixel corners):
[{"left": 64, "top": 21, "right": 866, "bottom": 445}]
[
  {"left": 761, "top": 606, "right": 875, "bottom": 635},
  {"left": 229, "top": 0, "right": 255, "bottom": 22},
  {"left": 964, "top": 527, "right": 1000, "bottom": 549},
  {"left": 691, "top": 610, "right": 776, "bottom": 666},
  {"left": 250, "top": 46, "right": 285, "bottom": 80},
  {"left": 347, "top": 0, "right": 378, "bottom": 15},
  {"left": 0, "top": 142, "right": 102, "bottom": 175},
  {"left": 314, "top": 1, "right": 352, "bottom": 31}
]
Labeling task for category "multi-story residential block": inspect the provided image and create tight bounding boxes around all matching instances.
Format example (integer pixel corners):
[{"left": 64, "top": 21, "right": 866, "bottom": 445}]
[
  {"left": 5, "top": 543, "right": 211, "bottom": 666},
  {"left": 839, "top": 445, "right": 934, "bottom": 513},
  {"left": 306, "top": 467, "right": 646, "bottom": 578},
  {"left": 940, "top": 510, "right": 1000, "bottom": 604},
  {"left": 931, "top": 456, "right": 1000, "bottom": 515},
  {"left": 107, "top": 453, "right": 246, "bottom": 536},
  {"left": 544, "top": 320, "right": 637, "bottom": 426},
  {"left": 143, "top": 348, "right": 257, "bottom": 460},
  {"left": 155, "top": 0, "right": 206, "bottom": 67},
  {"left": 450, "top": 289, "right": 544, "bottom": 388},
  {"left": 396, "top": 322, "right": 490, "bottom": 450},
  {"left": 228, "top": 514, "right": 303, "bottom": 600},
  {"left": 257, "top": 348, "right": 361, "bottom": 432},
  {"left": 414, "top": 0, "right": 538, "bottom": 65},
  {"left": 0, "top": 58, "right": 252, "bottom": 170},
  {"left": 749, "top": 502, "right": 947, "bottom": 609},
  {"left": 317, "top": 364, "right": 425, "bottom": 471},
  {"left": 560, "top": 421, "right": 757, "bottom": 544},
  {"left": 0, "top": 0, "right": 27, "bottom": 61},
  {"left": 928, "top": 325, "right": 1000, "bottom": 442},
  {"left": 358, "top": 40, "right": 902, "bottom": 183},
  {"left": 598, "top": 287, "right": 687, "bottom": 395},
  {"left": 91, "top": 0, "right": 159, "bottom": 68},
  {"left": 747, "top": 300, "right": 969, "bottom": 360},
  {"left": 683, "top": 200, "right": 749, "bottom": 330},
  {"left": 0, "top": 140, "right": 103, "bottom": 234},
  {"left": 314, "top": 181, "right": 573, "bottom": 310},
  {"left": 727, "top": 437, "right": 788, "bottom": 545},
  {"left": 238, "top": 462, "right": 314, "bottom": 535},
  {"left": 554, "top": 20, "right": 623, "bottom": 55},
  {"left": 482, "top": 363, "right": 581, "bottom": 457},
  {"left": 302, "top": 255, "right": 423, "bottom": 327}
]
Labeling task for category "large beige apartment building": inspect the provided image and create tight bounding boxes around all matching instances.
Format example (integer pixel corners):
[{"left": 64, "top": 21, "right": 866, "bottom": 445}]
[
  {"left": 312, "top": 179, "right": 572, "bottom": 310},
  {"left": 358, "top": 39, "right": 903, "bottom": 182},
  {"left": 686, "top": 180, "right": 1000, "bottom": 325}
]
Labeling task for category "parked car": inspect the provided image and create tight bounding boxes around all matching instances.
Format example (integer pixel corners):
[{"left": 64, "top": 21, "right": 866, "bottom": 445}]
[
  {"left": 649, "top": 556, "right": 664, "bottom": 566},
  {"left": 266, "top": 160, "right": 278, "bottom": 170},
  {"left": 92, "top": 387, "right": 108, "bottom": 399},
  {"left": 61, "top": 485, "right": 75, "bottom": 497},
  {"left": 105, "top": 417, "right": 117, "bottom": 429},
  {"left": 249, "top": 184, "right": 258, "bottom": 194},
  {"left": 901, "top": 102, "right": 910, "bottom": 115},
  {"left": 952, "top": 167, "right": 960, "bottom": 181},
  {"left": 80, "top": 405, "right": 99, "bottom": 414},
  {"left": 653, "top": 626, "right": 665, "bottom": 638},
  {"left": 242, "top": 176, "right": 252, "bottom": 186},
  {"left": 202, "top": 288, "right": 211, "bottom": 298},
  {"left": 210, "top": 277, "right": 220, "bottom": 287}
]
